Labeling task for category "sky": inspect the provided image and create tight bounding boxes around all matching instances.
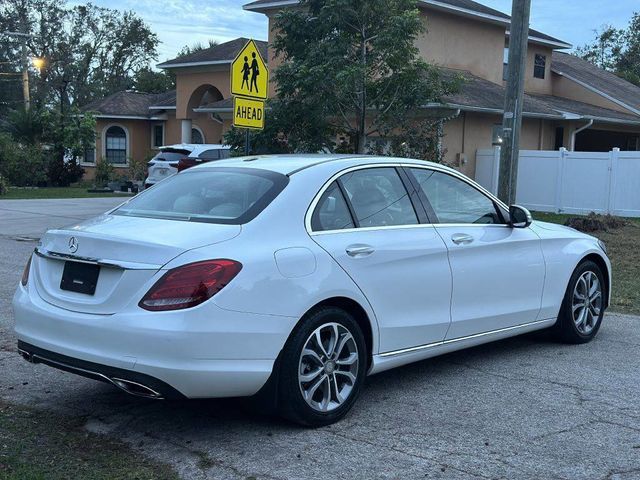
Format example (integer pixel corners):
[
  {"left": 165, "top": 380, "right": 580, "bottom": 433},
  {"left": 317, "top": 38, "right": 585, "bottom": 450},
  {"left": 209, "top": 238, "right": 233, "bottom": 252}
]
[{"left": 72, "top": 0, "right": 639, "bottom": 64}]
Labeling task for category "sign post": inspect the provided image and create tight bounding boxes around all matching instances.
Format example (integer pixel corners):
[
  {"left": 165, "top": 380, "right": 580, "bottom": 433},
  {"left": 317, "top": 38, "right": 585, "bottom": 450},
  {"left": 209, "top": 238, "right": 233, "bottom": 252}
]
[{"left": 230, "top": 39, "right": 269, "bottom": 154}]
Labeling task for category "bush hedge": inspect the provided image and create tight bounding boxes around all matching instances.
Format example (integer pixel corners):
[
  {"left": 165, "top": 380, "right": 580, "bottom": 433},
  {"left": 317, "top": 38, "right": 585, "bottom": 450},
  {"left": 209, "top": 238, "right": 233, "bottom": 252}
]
[{"left": 0, "top": 134, "right": 48, "bottom": 187}]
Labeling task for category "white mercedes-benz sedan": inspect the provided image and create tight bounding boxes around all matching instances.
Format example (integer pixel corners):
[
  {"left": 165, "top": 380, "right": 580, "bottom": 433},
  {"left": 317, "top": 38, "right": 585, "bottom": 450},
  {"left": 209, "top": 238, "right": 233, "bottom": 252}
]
[{"left": 13, "top": 155, "right": 611, "bottom": 426}]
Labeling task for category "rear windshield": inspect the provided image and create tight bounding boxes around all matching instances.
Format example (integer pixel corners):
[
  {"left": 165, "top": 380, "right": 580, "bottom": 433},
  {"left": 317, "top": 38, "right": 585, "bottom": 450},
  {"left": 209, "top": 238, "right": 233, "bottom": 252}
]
[
  {"left": 113, "top": 168, "right": 288, "bottom": 224},
  {"left": 152, "top": 149, "right": 191, "bottom": 163}
]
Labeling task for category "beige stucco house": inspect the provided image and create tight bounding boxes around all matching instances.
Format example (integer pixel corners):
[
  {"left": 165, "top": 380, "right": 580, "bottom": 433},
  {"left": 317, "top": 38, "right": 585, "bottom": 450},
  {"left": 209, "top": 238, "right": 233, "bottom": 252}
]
[{"left": 81, "top": 0, "right": 640, "bottom": 179}]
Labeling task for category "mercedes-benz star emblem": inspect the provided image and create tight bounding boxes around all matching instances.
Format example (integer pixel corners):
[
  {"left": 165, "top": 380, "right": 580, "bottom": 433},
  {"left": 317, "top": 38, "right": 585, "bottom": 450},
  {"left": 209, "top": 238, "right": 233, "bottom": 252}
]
[{"left": 68, "top": 237, "right": 78, "bottom": 253}]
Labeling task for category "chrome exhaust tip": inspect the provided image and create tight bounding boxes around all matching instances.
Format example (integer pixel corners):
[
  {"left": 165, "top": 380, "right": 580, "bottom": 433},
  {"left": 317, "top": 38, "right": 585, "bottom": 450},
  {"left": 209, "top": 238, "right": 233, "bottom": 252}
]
[
  {"left": 110, "top": 377, "right": 163, "bottom": 400},
  {"left": 18, "top": 348, "right": 34, "bottom": 362}
]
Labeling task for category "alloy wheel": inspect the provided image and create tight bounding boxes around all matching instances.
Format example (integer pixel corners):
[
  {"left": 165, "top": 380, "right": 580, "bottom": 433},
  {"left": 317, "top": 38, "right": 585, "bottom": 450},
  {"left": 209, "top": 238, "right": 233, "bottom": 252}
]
[
  {"left": 572, "top": 271, "right": 602, "bottom": 335},
  {"left": 298, "top": 322, "right": 359, "bottom": 412}
]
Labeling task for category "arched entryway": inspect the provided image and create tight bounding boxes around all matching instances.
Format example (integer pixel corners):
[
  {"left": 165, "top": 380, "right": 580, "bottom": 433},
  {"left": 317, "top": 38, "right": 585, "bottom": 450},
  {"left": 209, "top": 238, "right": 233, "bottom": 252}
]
[{"left": 180, "top": 84, "right": 224, "bottom": 143}]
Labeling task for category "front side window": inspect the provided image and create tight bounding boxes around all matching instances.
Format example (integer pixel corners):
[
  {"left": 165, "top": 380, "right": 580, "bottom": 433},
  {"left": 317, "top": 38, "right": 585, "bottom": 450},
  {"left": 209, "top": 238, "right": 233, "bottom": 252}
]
[
  {"left": 114, "top": 168, "right": 288, "bottom": 224},
  {"left": 339, "top": 168, "right": 418, "bottom": 228},
  {"left": 311, "top": 182, "right": 355, "bottom": 232},
  {"left": 105, "top": 126, "right": 127, "bottom": 164},
  {"left": 534, "top": 54, "right": 546, "bottom": 79},
  {"left": 410, "top": 169, "right": 504, "bottom": 225}
]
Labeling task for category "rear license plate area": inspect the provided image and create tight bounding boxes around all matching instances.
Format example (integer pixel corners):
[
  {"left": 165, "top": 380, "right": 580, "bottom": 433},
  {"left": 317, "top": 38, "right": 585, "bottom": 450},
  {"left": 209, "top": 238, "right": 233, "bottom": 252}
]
[{"left": 60, "top": 262, "right": 100, "bottom": 295}]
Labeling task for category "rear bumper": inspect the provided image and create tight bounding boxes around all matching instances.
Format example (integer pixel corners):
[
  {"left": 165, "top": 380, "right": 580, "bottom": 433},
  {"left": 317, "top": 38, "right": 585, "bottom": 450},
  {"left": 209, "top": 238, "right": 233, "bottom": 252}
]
[
  {"left": 13, "top": 285, "right": 295, "bottom": 399},
  {"left": 18, "top": 340, "right": 185, "bottom": 400}
]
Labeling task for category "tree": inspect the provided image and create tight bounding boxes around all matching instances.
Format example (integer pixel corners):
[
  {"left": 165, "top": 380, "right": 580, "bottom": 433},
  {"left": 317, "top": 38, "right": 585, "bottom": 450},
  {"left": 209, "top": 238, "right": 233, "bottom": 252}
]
[
  {"left": 175, "top": 39, "right": 219, "bottom": 59},
  {"left": 260, "top": 0, "right": 457, "bottom": 155},
  {"left": 617, "top": 13, "right": 640, "bottom": 86},
  {"left": 577, "top": 13, "right": 640, "bottom": 86},
  {"left": 0, "top": 0, "right": 160, "bottom": 109},
  {"left": 0, "top": 0, "right": 157, "bottom": 186},
  {"left": 134, "top": 67, "right": 175, "bottom": 93}
]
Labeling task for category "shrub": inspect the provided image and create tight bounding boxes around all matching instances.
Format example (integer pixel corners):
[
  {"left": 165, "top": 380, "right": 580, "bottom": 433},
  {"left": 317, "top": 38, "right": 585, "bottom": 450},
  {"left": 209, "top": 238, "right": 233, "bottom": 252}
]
[
  {"left": 47, "top": 155, "right": 85, "bottom": 187},
  {"left": 94, "top": 159, "right": 115, "bottom": 187},
  {"left": 0, "top": 134, "right": 48, "bottom": 187},
  {"left": 564, "top": 212, "right": 628, "bottom": 233},
  {"left": 129, "top": 154, "right": 150, "bottom": 182}
]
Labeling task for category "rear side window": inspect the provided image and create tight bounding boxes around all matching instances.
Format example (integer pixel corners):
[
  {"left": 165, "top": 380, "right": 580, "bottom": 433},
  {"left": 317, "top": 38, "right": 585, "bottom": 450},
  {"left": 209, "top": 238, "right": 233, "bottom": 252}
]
[
  {"left": 114, "top": 168, "right": 288, "bottom": 224},
  {"left": 197, "top": 149, "right": 232, "bottom": 160},
  {"left": 311, "top": 182, "right": 355, "bottom": 232},
  {"left": 410, "top": 169, "right": 504, "bottom": 224},
  {"left": 199, "top": 149, "right": 222, "bottom": 159},
  {"left": 339, "top": 168, "right": 418, "bottom": 228}
]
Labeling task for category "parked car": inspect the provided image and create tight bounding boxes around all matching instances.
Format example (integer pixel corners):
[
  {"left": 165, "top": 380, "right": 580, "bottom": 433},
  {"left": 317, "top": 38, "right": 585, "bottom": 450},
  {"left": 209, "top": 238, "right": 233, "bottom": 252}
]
[
  {"left": 14, "top": 155, "right": 611, "bottom": 426},
  {"left": 144, "top": 144, "right": 231, "bottom": 188}
]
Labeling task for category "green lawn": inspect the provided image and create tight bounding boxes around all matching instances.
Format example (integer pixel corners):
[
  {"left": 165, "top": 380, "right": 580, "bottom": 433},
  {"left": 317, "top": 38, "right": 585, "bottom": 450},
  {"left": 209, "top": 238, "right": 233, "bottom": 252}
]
[
  {"left": 0, "top": 400, "right": 178, "bottom": 480},
  {"left": 1, "top": 187, "right": 133, "bottom": 200},
  {"left": 533, "top": 212, "right": 640, "bottom": 316}
]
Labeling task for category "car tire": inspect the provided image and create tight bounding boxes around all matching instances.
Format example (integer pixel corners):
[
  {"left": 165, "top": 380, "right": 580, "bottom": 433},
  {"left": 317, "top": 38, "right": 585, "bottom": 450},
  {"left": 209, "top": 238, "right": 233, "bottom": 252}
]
[
  {"left": 278, "top": 307, "right": 367, "bottom": 427},
  {"left": 555, "top": 260, "right": 606, "bottom": 344}
]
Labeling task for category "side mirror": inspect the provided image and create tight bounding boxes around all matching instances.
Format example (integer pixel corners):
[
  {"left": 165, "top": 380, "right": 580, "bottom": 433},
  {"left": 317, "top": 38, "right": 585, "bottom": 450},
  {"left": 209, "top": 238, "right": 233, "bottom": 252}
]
[{"left": 509, "top": 205, "right": 533, "bottom": 228}]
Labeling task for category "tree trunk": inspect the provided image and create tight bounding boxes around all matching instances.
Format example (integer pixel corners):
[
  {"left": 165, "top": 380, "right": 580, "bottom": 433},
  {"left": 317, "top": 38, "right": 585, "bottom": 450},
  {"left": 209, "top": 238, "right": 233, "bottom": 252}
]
[{"left": 356, "top": 132, "right": 367, "bottom": 154}]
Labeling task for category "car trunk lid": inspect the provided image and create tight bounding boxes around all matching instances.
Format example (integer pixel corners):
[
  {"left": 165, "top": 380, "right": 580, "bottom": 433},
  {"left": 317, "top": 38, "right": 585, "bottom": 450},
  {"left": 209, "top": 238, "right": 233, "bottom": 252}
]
[{"left": 32, "top": 215, "right": 241, "bottom": 315}]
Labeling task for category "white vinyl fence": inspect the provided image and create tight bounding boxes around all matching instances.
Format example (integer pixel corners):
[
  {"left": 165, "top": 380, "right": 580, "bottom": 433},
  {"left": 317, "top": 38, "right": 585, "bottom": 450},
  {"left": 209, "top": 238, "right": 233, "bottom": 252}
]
[{"left": 475, "top": 147, "right": 640, "bottom": 218}]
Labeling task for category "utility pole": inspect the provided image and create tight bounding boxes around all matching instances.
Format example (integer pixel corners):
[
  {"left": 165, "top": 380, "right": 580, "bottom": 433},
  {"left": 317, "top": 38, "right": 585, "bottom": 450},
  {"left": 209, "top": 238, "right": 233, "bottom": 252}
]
[
  {"left": 498, "top": 0, "right": 531, "bottom": 205},
  {"left": 3, "top": 31, "right": 32, "bottom": 110}
]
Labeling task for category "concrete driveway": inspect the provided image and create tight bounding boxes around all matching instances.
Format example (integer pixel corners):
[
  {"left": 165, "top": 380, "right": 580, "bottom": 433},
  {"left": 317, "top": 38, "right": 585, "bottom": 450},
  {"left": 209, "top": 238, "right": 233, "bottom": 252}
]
[{"left": 0, "top": 199, "right": 639, "bottom": 479}]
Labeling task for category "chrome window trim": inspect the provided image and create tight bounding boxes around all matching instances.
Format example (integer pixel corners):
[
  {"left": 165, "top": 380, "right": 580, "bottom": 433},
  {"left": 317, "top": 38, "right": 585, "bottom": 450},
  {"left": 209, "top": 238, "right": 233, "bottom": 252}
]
[
  {"left": 379, "top": 318, "right": 552, "bottom": 358},
  {"left": 305, "top": 162, "right": 511, "bottom": 235},
  {"left": 34, "top": 247, "right": 162, "bottom": 271}
]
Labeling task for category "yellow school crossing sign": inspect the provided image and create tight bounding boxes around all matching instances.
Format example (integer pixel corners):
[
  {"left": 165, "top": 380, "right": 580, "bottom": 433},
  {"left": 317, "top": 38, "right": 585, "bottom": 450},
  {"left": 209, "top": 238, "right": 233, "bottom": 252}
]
[
  {"left": 231, "top": 39, "right": 268, "bottom": 131},
  {"left": 231, "top": 40, "right": 269, "bottom": 101}
]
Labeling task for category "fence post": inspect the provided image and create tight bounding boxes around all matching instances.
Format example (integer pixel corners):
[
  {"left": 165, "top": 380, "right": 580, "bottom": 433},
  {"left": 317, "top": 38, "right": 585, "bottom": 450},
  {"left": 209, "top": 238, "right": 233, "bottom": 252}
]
[
  {"left": 607, "top": 148, "right": 619, "bottom": 215},
  {"left": 555, "top": 148, "right": 567, "bottom": 213}
]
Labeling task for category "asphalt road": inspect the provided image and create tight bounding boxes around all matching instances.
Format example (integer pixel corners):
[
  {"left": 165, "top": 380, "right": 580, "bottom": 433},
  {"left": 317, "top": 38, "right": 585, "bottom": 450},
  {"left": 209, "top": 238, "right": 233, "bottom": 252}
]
[
  {"left": 1, "top": 198, "right": 639, "bottom": 480},
  {"left": 0, "top": 197, "right": 127, "bottom": 237}
]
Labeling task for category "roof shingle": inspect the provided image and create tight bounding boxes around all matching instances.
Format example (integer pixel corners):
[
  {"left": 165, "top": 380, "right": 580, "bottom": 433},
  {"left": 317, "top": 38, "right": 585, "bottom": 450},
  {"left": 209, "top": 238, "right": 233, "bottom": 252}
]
[
  {"left": 443, "top": 69, "right": 639, "bottom": 123},
  {"left": 82, "top": 90, "right": 176, "bottom": 117},
  {"left": 552, "top": 52, "right": 640, "bottom": 114},
  {"left": 158, "top": 38, "right": 268, "bottom": 69}
]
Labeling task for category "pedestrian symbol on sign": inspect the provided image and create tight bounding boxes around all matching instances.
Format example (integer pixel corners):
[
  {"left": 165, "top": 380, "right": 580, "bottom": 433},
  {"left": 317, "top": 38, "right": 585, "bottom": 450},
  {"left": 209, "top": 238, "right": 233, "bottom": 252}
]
[{"left": 231, "top": 40, "right": 268, "bottom": 100}]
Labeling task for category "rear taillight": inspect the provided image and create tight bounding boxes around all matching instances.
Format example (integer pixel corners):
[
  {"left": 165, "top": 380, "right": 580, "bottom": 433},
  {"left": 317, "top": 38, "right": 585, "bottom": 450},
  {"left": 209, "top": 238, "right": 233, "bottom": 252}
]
[
  {"left": 21, "top": 255, "right": 32, "bottom": 286},
  {"left": 177, "top": 158, "right": 197, "bottom": 172},
  {"left": 139, "top": 260, "right": 242, "bottom": 311}
]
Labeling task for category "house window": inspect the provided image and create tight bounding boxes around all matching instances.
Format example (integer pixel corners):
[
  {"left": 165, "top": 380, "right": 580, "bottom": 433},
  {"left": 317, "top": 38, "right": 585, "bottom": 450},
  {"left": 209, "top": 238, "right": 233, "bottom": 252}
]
[
  {"left": 192, "top": 127, "right": 205, "bottom": 144},
  {"left": 503, "top": 47, "right": 509, "bottom": 81},
  {"left": 152, "top": 124, "right": 164, "bottom": 148},
  {"left": 534, "top": 54, "right": 546, "bottom": 79},
  {"left": 105, "top": 126, "right": 127, "bottom": 164},
  {"left": 83, "top": 147, "right": 95, "bottom": 164}
]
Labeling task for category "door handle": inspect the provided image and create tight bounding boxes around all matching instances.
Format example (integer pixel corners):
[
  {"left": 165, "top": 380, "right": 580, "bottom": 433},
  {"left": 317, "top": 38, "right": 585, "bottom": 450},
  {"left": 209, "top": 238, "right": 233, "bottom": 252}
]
[
  {"left": 346, "top": 245, "right": 375, "bottom": 257},
  {"left": 451, "top": 233, "right": 474, "bottom": 245}
]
